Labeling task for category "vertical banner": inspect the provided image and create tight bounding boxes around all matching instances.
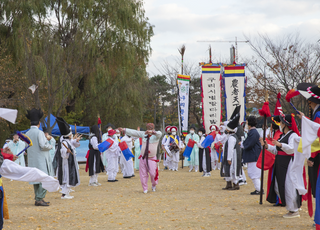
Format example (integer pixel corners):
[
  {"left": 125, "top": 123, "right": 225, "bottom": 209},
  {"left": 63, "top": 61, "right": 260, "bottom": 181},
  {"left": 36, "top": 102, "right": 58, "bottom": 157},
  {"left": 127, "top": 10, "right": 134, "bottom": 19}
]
[
  {"left": 177, "top": 74, "right": 190, "bottom": 135},
  {"left": 201, "top": 65, "right": 222, "bottom": 134},
  {"left": 223, "top": 65, "right": 246, "bottom": 122}
]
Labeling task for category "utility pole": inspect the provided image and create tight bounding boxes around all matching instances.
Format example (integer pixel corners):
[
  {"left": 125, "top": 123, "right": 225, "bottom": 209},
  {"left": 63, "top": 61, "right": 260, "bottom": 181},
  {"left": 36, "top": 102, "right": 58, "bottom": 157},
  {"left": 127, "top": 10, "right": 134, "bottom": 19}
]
[{"left": 197, "top": 37, "right": 249, "bottom": 63}]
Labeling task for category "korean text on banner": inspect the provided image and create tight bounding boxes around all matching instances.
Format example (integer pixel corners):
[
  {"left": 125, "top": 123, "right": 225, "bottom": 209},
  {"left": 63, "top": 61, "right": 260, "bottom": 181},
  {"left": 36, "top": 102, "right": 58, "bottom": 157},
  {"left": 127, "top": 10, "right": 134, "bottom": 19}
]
[
  {"left": 224, "top": 66, "right": 246, "bottom": 122},
  {"left": 201, "top": 66, "right": 221, "bottom": 134},
  {"left": 177, "top": 74, "right": 190, "bottom": 135}
]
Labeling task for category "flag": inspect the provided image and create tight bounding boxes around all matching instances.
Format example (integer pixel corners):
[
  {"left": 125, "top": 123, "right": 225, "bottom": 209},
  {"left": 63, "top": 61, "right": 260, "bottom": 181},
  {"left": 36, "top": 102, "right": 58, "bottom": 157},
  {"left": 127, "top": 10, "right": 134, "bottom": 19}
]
[
  {"left": 177, "top": 74, "right": 190, "bottom": 135},
  {"left": 98, "top": 138, "right": 114, "bottom": 152},
  {"left": 183, "top": 139, "right": 196, "bottom": 159},
  {"left": 201, "top": 132, "right": 216, "bottom": 148},
  {"left": 0, "top": 108, "right": 18, "bottom": 124},
  {"left": 119, "top": 141, "right": 134, "bottom": 161},
  {"left": 274, "top": 93, "right": 282, "bottom": 116}
]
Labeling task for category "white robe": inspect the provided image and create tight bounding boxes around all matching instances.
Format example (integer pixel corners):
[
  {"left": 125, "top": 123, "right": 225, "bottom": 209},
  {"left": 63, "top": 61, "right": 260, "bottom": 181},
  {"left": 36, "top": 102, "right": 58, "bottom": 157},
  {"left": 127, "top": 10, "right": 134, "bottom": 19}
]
[{"left": 120, "top": 135, "right": 134, "bottom": 177}]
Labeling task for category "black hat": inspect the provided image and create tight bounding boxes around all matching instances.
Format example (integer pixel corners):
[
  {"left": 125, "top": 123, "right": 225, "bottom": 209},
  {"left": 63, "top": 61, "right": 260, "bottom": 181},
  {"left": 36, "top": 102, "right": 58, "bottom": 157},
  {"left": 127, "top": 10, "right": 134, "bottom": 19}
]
[
  {"left": 26, "top": 108, "right": 43, "bottom": 126},
  {"left": 227, "top": 113, "right": 240, "bottom": 131},
  {"left": 271, "top": 115, "right": 281, "bottom": 126},
  {"left": 229, "top": 105, "right": 241, "bottom": 120},
  {"left": 297, "top": 83, "right": 320, "bottom": 104},
  {"left": 189, "top": 124, "right": 196, "bottom": 131},
  {"left": 104, "top": 123, "right": 115, "bottom": 130},
  {"left": 279, "top": 114, "right": 292, "bottom": 126},
  {"left": 56, "top": 117, "right": 72, "bottom": 137}
]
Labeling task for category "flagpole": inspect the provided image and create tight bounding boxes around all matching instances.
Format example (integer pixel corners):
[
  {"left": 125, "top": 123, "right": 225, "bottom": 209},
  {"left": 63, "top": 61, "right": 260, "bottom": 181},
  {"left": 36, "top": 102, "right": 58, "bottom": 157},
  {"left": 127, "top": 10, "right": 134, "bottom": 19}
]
[
  {"left": 178, "top": 45, "right": 186, "bottom": 169},
  {"left": 260, "top": 68, "right": 268, "bottom": 205}
]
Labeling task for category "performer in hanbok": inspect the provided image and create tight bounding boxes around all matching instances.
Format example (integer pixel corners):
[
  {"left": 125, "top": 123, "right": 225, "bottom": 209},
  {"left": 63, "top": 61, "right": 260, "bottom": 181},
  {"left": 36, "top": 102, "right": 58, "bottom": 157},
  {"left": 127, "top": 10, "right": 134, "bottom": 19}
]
[
  {"left": 119, "top": 123, "right": 162, "bottom": 193},
  {"left": 221, "top": 112, "right": 241, "bottom": 190},
  {"left": 104, "top": 129, "right": 121, "bottom": 182},
  {"left": 261, "top": 113, "right": 302, "bottom": 218},
  {"left": 42, "top": 127, "right": 56, "bottom": 163},
  {"left": 134, "top": 128, "right": 143, "bottom": 171},
  {"left": 102, "top": 123, "right": 116, "bottom": 171},
  {"left": 164, "top": 126, "right": 181, "bottom": 171},
  {"left": 55, "top": 117, "right": 81, "bottom": 199},
  {"left": 26, "top": 108, "right": 55, "bottom": 206},
  {"left": 209, "top": 125, "right": 220, "bottom": 171},
  {"left": 86, "top": 125, "right": 104, "bottom": 186},
  {"left": 162, "top": 126, "right": 171, "bottom": 170},
  {"left": 120, "top": 134, "right": 135, "bottom": 178},
  {"left": 296, "top": 83, "right": 320, "bottom": 225},
  {"left": 183, "top": 125, "right": 199, "bottom": 172},
  {"left": 7, "top": 133, "right": 27, "bottom": 167},
  {"left": 198, "top": 127, "right": 212, "bottom": 176},
  {"left": 240, "top": 116, "right": 262, "bottom": 194}
]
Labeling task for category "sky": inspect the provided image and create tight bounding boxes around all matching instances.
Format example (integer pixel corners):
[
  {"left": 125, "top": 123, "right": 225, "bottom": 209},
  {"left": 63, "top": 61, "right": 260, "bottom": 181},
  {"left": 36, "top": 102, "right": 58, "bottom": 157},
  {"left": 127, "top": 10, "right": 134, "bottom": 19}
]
[{"left": 144, "top": 0, "right": 320, "bottom": 77}]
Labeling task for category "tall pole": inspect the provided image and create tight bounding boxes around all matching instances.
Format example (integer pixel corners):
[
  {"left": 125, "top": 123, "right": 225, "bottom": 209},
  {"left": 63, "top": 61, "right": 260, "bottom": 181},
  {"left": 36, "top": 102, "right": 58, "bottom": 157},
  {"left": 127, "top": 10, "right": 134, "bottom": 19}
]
[
  {"left": 259, "top": 67, "right": 267, "bottom": 204},
  {"left": 178, "top": 45, "right": 186, "bottom": 168}
]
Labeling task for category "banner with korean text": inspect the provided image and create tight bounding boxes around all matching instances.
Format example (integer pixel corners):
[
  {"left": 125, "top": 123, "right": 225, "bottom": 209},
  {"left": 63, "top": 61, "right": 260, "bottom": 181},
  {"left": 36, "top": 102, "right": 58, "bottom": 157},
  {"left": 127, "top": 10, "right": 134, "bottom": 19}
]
[
  {"left": 201, "top": 65, "right": 222, "bottom": 134},
  {"left": 177, "top": 74, "right": 190, "bottom": 135},
  {"left": 223, "top": 65, "right": 246, "bottom": 123}
]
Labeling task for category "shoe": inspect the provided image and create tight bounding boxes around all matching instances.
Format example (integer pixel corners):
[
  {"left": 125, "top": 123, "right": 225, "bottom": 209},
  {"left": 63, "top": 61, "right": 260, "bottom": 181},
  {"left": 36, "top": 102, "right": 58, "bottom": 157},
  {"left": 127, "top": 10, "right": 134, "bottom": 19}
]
[
  {"left": 239, "top": 180, "right": 247, "bottom": 186},
  {"left": 94, "top": 182, "right": 102, "bottom": 186},
  {"left": 70, "top": 189, "right": 75, "bottom": 192},
  {"left": 89, "top": 183, "right": 98, "bottom": 187},
  {"left": 230, "top": 183, "right": 240, "bottom": 190},
  {"left": 143, "top": 190, "right": 148, "bottom": 194},
  {"left": 164, "top": 167, "right": 168, "bottom": 170},
  {"left": 61, "top": 195, "right": 74, "bottom": 199},
  {"left": 35, "top": 200, "right": 49, "bottom": 206},
  {"left": 204, "top": 174, "right": 210, "bottom": 177},
  {"left": 114, "top": 179, "right": 118, "bottom": 182},
  {"left": 273, "top": 203, "right": 285, "bottom": 207},
  {"left": 108, "top": 180, "right": 115, "bottom": 182},
  {"left": 283, "top": 211, "right": 300, "bottom": 218},
  {"left": 222, "top": 181, "right": 232, "bottom": 190},
  {"left": 250, "top": 190, "right": 261, "bottom": 195},
  {"left": 41, "top": 200, "right": 50, "bottom": 205},
  {"left": 175, "top": 169, "right": 178, "bottom": 171},
  {"left": 189, "top": 169, "right": 193, "bottom": 172},
  {"left": 152, "top": 186, "right": 156, "bottom": 192},
  {"left": 195, "top": 170, "right": 198, "bottom": 172},
  {"left": 131, "top": 175, "right": 135, "bottom": 177},
  {"left": 123, "top": 176, "right": 131, "bottom": 179}
]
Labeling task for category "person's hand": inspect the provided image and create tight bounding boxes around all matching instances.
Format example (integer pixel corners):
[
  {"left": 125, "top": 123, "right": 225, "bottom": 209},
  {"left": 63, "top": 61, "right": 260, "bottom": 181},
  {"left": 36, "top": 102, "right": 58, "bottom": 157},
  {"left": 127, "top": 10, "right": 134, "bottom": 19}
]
[
  {"left": 272, "top": 140, "right": 281, "bottom": 148},
  {"left": 227, "top": 160, "right": 231, "bottom": 165},
  {"left": 307, "top": 160, "right": 314, "bottom": 167},
  {"left": 12, "top": 155, "right": 18, "bottom": 161},
  {"left": 238, "top": 142, "right": 241, "bottom": 146},
  {"left": 46, "top": 135, "right": 52, "bottom": 140},
  {"left": 3, "top": 147, "right": 13, "bottom": 155},
  {"left": 75, "top": 134, "right": 82, "bottom": 142},
  {"left": 118, "top": 127, "right": 123, "bottom": 132},
  {"left": 215, "top": 131, "right": 219, "bottom": 135},
  {"left": 296, "top": 111, "right": 305, "bottom": 119},
  {"left": 67, "top": 148, "right": 72, "bottom": 154}
]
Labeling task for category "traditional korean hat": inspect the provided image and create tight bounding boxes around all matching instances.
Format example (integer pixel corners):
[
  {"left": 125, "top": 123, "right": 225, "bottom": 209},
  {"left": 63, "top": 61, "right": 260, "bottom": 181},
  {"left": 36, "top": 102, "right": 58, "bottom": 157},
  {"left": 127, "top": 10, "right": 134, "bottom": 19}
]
[
  {"left": 226, "top": 113, "right": 240, "bottom": 132},
  {"left": 108, "top": 129, "right": 116, "bottom": 136},
  {"left": 56, "top": 117, "right": 72, "bottom": 137},
  {"left": 229, "top": 105, "right": 241, "bottom": 120},
  {"left": 165, "top": 126, "right": 171, "bottom": 133},
  {"left": 26, "top": 108, "right": 43, "bottom": 126},
  {"left": 297, "top": 83, "right": 320, "bottom": 104},
  {"left": 209, "top": 125, "right": 218, "bottom": 131},
  {"left": 271, "top": 115, "right": 281, "bottom": 126},
  {"left": 279, "top": 113, "right": 300, "bottom": 136},
  {"left": 104, "top": 123, "right": 115, "bottom": 130},
  {"left": 170, "top": 126, "right": 178, "bottom": 132}
]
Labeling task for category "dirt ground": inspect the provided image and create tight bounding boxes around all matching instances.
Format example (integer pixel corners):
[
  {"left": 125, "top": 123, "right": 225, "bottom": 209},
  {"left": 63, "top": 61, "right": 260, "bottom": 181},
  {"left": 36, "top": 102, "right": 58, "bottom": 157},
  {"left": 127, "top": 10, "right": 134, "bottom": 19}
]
[{"left": 2, "top": 162, "right": 315, "bottom": 230}]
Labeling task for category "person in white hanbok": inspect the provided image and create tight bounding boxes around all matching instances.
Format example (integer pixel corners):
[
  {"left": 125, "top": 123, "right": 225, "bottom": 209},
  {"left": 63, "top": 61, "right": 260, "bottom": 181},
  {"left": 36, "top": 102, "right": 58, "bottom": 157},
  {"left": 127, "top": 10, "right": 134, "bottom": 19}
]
[
  {"left": 102, "top": 123, "right": 117, "bottom": 173},
  {"left": 55, "top": 117, "right": 81, "bottom": 199},
  {"left": 161, "top": 126, "right": 171, "bottom": 170},
  {"left": 7, "top": 133, "right": 27, "bottom": 167},
  {"left": 164, "top": 126, "right": 182, "bottom": 171},
  {"left": 104, "top": 129, "right": 121, "bottom": 182},
  {"left": 120, "top": 134, "right": 135, "bottom": 178}
]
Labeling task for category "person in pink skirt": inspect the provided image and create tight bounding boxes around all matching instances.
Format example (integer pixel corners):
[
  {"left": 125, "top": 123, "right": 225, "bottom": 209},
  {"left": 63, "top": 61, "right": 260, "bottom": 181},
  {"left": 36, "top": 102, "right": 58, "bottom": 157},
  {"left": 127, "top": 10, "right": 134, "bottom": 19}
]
[{"left": 118, "top": 123, "right": 162, "bottom": 194}]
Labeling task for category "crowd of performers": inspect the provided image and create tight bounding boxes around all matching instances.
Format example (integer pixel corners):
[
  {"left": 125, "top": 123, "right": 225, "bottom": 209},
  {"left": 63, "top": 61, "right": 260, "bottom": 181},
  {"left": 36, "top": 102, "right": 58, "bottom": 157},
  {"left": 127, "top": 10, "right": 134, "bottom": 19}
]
[{"left": 2, "top": 83, "right": 320, "bottom": 228}]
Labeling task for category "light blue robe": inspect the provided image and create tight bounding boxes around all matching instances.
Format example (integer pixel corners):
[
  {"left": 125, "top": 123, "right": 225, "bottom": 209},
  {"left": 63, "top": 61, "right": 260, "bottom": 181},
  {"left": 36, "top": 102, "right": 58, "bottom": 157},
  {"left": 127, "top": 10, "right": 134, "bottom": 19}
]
[
  {"left": 7, "top": 140, "right": 27, "bottom": 167},
  {"left": 183, "top": 133, "right": 200, "bottom": 167},
  {"left": 48, "top": 138, "right": 56, "bottom": 163},
  {"left": 26, "top": 126, "right": 54, "bottom": 184},
  {"left": 134, "top": 138, "right": 141, "bottom": 170}
]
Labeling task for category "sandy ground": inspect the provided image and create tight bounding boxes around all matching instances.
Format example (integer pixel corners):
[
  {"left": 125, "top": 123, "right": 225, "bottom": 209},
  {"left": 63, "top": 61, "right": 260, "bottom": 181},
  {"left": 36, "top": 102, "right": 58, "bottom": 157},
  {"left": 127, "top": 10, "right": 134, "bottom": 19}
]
[{"left": 2, "top": 162, "right": 315, "bottom": 230}]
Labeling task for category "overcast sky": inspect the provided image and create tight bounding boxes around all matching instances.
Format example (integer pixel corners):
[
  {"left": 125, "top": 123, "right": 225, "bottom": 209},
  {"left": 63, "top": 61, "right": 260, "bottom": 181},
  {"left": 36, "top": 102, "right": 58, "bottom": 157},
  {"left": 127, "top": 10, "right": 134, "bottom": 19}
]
[{"left": 144, "top": 0, "right": 320, "bottom": 77}]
